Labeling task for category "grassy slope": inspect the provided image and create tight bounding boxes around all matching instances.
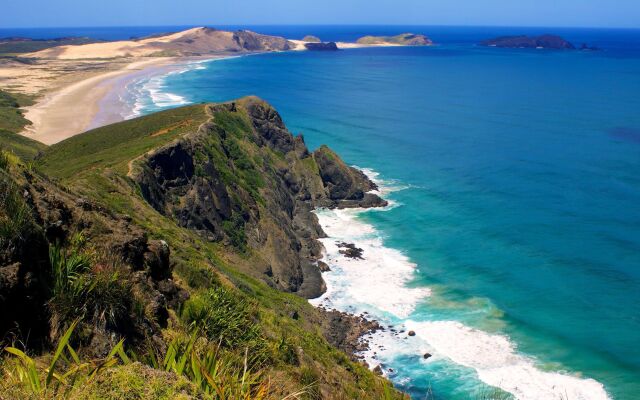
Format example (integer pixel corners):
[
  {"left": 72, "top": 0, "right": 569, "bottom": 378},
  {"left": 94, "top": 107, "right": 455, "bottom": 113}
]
[
  {"left": 0, "top": 90, "right": 46, "bottom": 160},
  {"left": 0, "top": 37, "right": 99, "bottom": 56},
  {"left": 38, "top": 102, "right": 404, "bottom": 399}
]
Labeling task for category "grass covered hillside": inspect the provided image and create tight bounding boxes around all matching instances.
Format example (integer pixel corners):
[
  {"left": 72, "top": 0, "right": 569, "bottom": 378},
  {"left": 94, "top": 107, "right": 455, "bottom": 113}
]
[
  {"left": 0, "top": 97, "right": 405, "bottom": 399},
  {"left": 0, "top": 89, "right": 46, "bottom": 160}
]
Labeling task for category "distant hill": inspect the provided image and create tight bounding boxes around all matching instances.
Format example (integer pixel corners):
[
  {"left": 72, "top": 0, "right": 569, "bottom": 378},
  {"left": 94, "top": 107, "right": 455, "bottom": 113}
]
[
  {"left": 24, "top": 27, "right": 295, "bottom": 59},
  {"left": 356, "top": 33, "right": 433, "bottom": 46},
  {"left": 480, "top": 35, "right": 576, "bottom": 49}
]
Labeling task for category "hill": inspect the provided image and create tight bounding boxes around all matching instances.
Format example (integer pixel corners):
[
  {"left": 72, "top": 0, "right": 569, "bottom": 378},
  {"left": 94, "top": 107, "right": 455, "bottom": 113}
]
[
  {"left": 0, "top": 97, "right": 403, "bottom": 399},
  {"left": 26, "top": 27, "right": 295, "bottom": 59},
  {"left": 356, "top": 33, "right": 433, "bottom": 46}
]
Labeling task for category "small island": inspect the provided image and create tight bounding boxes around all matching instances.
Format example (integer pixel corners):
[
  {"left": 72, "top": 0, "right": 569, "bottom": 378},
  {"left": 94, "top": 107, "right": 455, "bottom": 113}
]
[
  {"left": 302, "top": 35, "right": 321, "bottom": 43},
  {"left": 305, "top": 41, "right": 339, "bottom": 51},
  {"left": 480, "top": 34, "right": 576, "bottom": 49},
  {"left": 356, "top": 33, "right": 433, "bottom": 46}
]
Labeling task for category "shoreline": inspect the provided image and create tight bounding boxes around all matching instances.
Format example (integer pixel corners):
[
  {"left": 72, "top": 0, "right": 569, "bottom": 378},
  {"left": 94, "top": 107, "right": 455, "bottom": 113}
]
[
  {"left": 310, "top": 169, "right": 611, "bottom": 400},
  {"left": 12, "top": 40, "right": 424, "bottom": 146},
  {"left": 19, "top": 57, "right": 177, "bottom": 145}
]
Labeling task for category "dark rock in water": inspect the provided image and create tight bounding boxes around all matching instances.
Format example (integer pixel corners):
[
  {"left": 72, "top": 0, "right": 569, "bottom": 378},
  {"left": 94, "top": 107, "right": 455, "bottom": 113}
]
[
  {"left": 580, "top": 43, "right": 600, "bottom": 51},
  {"left": 318, "top": 308, "right": 381, "bottom": 361},
  {"left": 303, "top": 35, "right": 321, "bottom": 43},
  {"left": 305, "top": 42, "right": 339, "bottom": 51},
  {"left": 373, "top": 365, "right": 383, "bottom": 375},
  {"left": 317, "top": 260, "right": 331, "bottom": 272},
  {"left": 480, "top": 35, "right": 575, "bottom": 49},
  {"left": 408, "top": 330, "right": 416, "bottom": 337},
  {"left": 423, "top": 352, "right": 432, "bottom": 359},
  {"left": 337, "top": 242, "right": 364, "bottom": 259},
  {"left": 313, "top": 145, "right": 387, "bottom": 209}
]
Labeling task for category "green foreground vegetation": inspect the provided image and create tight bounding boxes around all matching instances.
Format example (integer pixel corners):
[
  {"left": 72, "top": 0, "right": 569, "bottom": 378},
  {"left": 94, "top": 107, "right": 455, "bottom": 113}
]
[
  {"left": 0, "top": 102, "right": 407, "bottom": 399},
  {"left": 0, "top": 89, "right": 46, "bottom": 160}
]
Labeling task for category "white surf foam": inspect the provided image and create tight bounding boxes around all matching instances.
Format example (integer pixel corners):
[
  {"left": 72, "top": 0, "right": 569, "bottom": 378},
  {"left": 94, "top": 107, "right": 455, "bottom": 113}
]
[
  {"left": 312, "top": 207, "right": 430, "bottom": 318},
  {"left": 122, "top": 57, "right": 240, "bottom": 119},
  {"left": 310, "top": 167, "right": 611, "bottom": 400},
  {"left": 406, "top": 320, "right": 610, "bottom": 400}
]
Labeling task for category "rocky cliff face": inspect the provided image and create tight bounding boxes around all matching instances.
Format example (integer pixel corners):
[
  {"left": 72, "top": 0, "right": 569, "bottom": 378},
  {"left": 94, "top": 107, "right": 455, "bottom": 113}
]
[
  {"left": 131, "top": 97, "right": 386, "bottom": 298},
  {"left": 0, "top": 165, "right": 186, "bottom": 349}
]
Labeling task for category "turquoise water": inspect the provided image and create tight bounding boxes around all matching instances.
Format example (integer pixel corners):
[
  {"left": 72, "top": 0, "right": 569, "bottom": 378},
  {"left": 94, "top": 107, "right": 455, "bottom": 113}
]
[{"left": 130, "top": 28, "right": 640, "bottom": 399}]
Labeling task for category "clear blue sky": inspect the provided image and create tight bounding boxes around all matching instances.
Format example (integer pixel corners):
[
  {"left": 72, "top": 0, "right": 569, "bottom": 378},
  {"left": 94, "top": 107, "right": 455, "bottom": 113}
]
[{"left": 3, "top": 0, "right": 640, "bottom": 29}]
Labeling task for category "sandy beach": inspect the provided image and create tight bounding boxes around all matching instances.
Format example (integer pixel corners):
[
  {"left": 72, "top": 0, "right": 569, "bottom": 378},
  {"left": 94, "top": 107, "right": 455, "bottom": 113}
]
[{"left": 18, "top": 58, "right": 180, "bottom": 145}]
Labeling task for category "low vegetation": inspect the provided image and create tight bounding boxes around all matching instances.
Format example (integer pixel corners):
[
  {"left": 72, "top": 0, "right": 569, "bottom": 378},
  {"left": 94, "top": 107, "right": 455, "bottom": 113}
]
[
  {"left": 0, "top": 90, "right": 46, "bottom": 160},
  {"left": 0, "top": 37, "right": 99, "bottom": 56}
]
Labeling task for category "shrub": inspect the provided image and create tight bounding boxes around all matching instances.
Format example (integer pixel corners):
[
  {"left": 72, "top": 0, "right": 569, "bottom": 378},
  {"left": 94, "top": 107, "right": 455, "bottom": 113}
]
[
  {"left": 175, "top": 261, "right": 219, "bottom": 289},
  {"left": 141, "top": 332, "right": 270, "bottom": 399},
  {"left": 181, "top": 286, "right": 269, "bottom": 366},
  {"left": 221, "top": 213, "right": 247, "bottom": 251},
  {"left": 0, "top": 176, "right": 34, "bottom": 254},
  {"left": 2, "top": 321, "right": 130, "bottom": 397},
  {"left": 48, "top": 244, "right": 141, "bottom": 339}
]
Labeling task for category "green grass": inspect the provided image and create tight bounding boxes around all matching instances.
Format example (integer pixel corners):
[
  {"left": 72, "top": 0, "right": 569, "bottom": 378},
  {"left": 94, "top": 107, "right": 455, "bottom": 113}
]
[
  {"left": 39, "top": 104, "right": 209, "bottom": 179},
  {"left": 0, "top": 90, "right": 46, "bottom": 160},
  {"left": 0, "top": 37, "right": 100, "bottom": 55},
  {"left": 0, "top": 168, "right": 36, "bottom": 252}
]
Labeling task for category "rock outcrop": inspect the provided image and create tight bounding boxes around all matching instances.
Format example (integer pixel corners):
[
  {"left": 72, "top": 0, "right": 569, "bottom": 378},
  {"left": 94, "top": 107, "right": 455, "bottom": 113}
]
[
  {"left": 131, "top": 97, "right": 386, "bottom": 298},
  {"left": 480, "top": 35, "right": 576, "bottom": 49},
  {"left": 305, "top": 42, "right": 339, "bottom": 51},
  {"left": 0, "top": 166, "right": 187, "bottom": 349}
]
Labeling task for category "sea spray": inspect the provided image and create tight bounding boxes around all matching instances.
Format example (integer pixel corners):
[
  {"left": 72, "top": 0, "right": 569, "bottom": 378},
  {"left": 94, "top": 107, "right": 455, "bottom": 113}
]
[{"left": 311, "top": 168, "right": 611, "bottom": 400}]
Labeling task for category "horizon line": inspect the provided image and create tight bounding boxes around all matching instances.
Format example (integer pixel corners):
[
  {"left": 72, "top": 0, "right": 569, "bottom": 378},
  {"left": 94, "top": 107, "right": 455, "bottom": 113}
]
[{"left": 2, "top": 23, "right": 640, "bottom": 31}]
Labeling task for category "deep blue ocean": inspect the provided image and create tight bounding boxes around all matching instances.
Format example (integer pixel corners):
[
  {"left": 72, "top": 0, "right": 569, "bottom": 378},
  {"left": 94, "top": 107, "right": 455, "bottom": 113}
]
[{"left": 6, "top": 25, "right": 639, "bottom": 399}]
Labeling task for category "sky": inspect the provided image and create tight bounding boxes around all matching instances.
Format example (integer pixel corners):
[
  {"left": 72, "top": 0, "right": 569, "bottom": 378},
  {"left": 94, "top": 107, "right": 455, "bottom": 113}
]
[{"left": 3, "top": 0, "right": 640, "bottom": 29}]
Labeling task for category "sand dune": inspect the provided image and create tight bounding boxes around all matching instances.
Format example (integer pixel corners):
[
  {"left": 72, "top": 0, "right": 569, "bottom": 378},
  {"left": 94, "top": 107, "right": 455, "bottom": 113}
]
[{"left": 26, "top": 27, "right": 293, "bottom": 60}]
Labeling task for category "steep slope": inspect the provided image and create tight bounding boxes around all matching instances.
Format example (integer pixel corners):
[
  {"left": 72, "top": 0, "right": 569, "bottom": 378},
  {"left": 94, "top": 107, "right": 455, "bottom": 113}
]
[
  {"left": 0, "top": 98, "right": 402, "bottom": 399},
  {"left": 130, "top": 97, "right": 386, "bottom": 298}
]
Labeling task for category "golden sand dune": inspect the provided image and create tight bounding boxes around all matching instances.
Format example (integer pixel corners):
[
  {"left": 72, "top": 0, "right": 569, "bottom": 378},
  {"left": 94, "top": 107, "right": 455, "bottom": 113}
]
[{"left": 26, "top": 27, "right": 294, "bottom": 59}]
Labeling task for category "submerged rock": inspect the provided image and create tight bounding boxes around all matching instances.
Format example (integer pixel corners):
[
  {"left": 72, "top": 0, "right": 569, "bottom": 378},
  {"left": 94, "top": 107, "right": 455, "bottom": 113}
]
[{"left": 337, "top": 242, "right": 364, "bottom": 259}]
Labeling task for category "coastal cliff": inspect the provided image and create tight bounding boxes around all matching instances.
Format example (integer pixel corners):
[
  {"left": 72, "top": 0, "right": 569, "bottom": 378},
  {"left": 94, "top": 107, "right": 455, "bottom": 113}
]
[
  {"left": 131, "top": 97, "right": 386, "bottom": 298},
  {"left": 0, "top": 98, "right": 400, "bottom": 399}
]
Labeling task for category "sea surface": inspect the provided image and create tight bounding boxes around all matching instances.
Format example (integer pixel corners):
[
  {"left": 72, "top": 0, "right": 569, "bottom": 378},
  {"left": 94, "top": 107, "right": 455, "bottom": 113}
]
[{"left": 8, "top": 25, "right": 640, "bottom": 399}]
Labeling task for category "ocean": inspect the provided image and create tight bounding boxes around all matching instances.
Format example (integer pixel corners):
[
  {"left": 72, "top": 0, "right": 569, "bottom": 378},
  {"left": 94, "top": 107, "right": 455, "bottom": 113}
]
[{"left": 8, "top": 25, "right": 640, "bottom": 399}]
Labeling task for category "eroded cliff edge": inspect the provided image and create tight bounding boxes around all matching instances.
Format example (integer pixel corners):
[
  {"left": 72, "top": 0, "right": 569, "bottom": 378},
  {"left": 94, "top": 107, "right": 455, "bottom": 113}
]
[{"left": 131, "top": 97, "right": 386, "bottom": 298}]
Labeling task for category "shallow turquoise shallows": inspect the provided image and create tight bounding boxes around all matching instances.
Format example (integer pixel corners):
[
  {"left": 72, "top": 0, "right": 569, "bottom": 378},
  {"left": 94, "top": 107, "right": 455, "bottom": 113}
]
[{"left": 130, "top": 27, "right": 640, "bottom": 399}]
